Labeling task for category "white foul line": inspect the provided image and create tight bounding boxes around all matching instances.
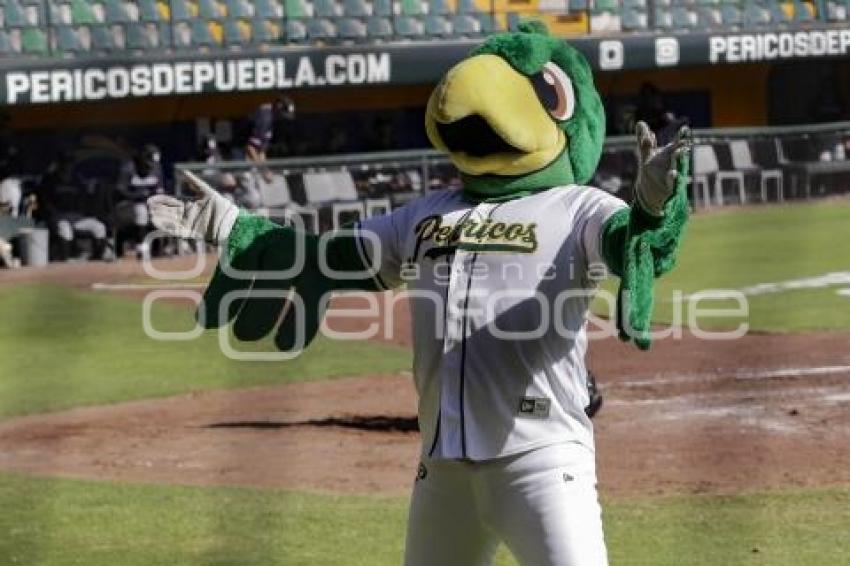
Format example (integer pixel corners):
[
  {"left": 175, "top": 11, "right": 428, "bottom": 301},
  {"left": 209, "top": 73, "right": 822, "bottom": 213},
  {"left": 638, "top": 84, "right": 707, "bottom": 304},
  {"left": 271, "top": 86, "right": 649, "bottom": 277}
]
[{"left": 614, "top": 364, "right": 850, "bottom": 389}]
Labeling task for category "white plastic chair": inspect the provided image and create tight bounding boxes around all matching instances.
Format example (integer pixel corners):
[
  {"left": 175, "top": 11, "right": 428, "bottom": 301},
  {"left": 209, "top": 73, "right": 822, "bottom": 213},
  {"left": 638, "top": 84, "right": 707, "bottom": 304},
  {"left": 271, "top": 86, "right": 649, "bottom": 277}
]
[
  {"left": 693, "top": 144, "right": 746, "bottom": 206},
  {"left": 729, "top": 140, "right": 783, "bottom": 203},
  {"left": 365, "top": 197, "right": 391, "bottom": 217},
  {"left": 331, "top": 201, "right": 365, "bottom": 230}
]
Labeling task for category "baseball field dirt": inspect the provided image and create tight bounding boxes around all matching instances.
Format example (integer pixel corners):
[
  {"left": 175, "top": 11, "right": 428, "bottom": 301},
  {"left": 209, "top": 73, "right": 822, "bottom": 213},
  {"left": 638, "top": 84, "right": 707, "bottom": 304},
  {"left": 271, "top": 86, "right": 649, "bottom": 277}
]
[{"left": 0, "top": 259, "right": 848, "bottom": 497}]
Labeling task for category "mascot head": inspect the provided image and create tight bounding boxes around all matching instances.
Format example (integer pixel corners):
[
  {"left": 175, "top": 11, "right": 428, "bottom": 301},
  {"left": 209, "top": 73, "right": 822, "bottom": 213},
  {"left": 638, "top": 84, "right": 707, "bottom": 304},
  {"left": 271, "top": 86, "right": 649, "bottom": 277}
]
[{"left": 425, "top": 21, "right": 605, "bottom": 201}]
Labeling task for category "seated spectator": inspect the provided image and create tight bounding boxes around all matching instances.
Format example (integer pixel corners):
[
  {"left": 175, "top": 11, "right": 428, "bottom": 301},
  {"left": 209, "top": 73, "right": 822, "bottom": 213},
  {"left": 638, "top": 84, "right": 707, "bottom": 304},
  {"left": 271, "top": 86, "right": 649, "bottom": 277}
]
[
  {"left": 35, "top": 153, "right": 108, "bottom": 262},
  {"left": 115, "top": 144, "right": 164, "bottom": 258}
]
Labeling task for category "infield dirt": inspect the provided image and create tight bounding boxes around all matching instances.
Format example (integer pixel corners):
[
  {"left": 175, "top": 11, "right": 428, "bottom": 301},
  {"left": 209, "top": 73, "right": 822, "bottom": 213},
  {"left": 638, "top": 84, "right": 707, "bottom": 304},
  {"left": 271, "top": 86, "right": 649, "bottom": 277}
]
[{"left": 0, "top": 259, "right": 848, "bottom": 497}]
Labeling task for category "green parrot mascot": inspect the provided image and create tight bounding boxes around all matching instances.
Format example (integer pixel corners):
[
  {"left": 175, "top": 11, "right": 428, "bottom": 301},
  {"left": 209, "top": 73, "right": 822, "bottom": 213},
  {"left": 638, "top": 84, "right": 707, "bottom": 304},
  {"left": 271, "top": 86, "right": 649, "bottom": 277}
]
[{"left": 149, "top": 21, "right": 690, "bottom": 566}]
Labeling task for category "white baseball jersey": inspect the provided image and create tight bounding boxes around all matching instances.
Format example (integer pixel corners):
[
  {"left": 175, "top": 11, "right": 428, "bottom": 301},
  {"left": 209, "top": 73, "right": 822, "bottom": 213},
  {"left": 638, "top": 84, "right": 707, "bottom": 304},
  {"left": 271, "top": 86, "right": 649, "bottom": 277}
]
[{"left": 356, "top": 185, "right": 627, "bottom": 461}]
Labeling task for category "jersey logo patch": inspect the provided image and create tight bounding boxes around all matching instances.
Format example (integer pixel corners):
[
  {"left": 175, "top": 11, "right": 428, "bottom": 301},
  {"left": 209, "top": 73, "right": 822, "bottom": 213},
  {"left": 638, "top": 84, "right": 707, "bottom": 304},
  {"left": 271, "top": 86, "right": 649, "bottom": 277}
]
[
  {"left": 518, "top": 397, "right": 551, "bottom": 419},
  {"left": 412, "top": 214, "right": 538, "bottom": 262}
]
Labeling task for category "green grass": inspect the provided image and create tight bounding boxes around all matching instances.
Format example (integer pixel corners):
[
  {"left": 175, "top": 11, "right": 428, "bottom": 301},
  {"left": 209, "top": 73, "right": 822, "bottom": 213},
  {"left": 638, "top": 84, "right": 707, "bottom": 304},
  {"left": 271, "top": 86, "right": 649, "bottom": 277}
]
[
  {"left": 598, "top": 200, "right": 850, "bottom": 332},
  {"left": 0, "top": 285, "right": 411, "bottom": 419},
  {"left": 0, "top": 473, "right": 847, "bottom": 565}
]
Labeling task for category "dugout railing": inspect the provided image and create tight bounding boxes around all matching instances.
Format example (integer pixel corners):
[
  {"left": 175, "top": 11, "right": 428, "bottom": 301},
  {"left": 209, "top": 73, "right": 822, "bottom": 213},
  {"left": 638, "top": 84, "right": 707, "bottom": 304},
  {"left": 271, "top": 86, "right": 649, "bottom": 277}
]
[{"left": 174, "top": 119, "right": 850, "bottom": 232}]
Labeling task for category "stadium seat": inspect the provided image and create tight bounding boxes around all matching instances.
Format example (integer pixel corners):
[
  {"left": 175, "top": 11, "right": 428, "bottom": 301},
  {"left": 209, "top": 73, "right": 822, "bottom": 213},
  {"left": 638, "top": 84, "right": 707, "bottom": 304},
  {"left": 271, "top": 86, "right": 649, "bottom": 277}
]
[
  {"left": 284, "top": 0, "right": 312, "bottom": 17},
  {"left": 312, "top": 0, "right": 340, "bottom": 16},
  {"left": 373, "top": 0, "right": 393, "bottom": 15},
  {"left": 767, "top": 0, "right": 791, "bottom": 21},
  {"left": 671, "top": 5, "right": 698, "bottom": 26},
  {"left": 621, "top": 8, "right": 648, "bottom": 28},
  {"left": 89, "top": 25, "right": 117, "bottom": 49},
  {"left": 307, "top": 17, "right": 337, "bottom": 39},
  {"left": 223, "top": 18, "right": 250, "bottom": 43},
  {"left": 366, "top": 15, "right": 393, "bottom": 37},
  {"left": 251, "top": 18, "right": 281, "bottom": 42},
  {"left": 395, "top": 14, "right": 425, "bottom": 35},
  {"left": 224, "top": 0, "right": 251, "bottom": 17},
  {"left": 398, "top": 0, "right": 426, "bottom": 15},
  {"left": 126, "top": 22, "right": 159, "bottom": 48},
  {"left": 286, "top": 18, "right": 308, "bottom": 41},
  {"left": 342, "top": 0, "right": 371, "bottom": 15},
  {"left": 338, "top": 17, "right": 367, "bottom": 38},
  {"left": 3, "top": 0, "right": 32, "bottom": 27},
  {"left": 826, "top": 0, "right": 848, "bottom": 19},
  {"left": 654, "top": 8, "right": 673, "bottom": 27},
  {"left": 197, "top": 0, "right": 222, "bottom": 18},
  {"left": 254, "top": 0, "right": 283, "bottom": 17},
  {"left": 189, "top": 19, "right": 218, "bottom": 45},
  {"left": 54, "top": 25, "right": 86, "bottom": 52},
  {"left": 476, "top": 12, "right": 496, "bottom": 32},
  {"left": 429, "top": 0, "right": 453, "bottom": 14},
  {"left": 591, "top": 0, "right": 618, "bottom": 12},
  {"left": 457, "top": 0, "right": 477, "bottom": 12},
  {"left": 425, "top": 14, "right": 452, "bottom": 34},
  {"left": 697, "top": 5, "right": 723, "bottom": 25},
  {"left": 138, "top": 0, "right": 161, "bottom": 21},
  {"left": 452, "top": 13, "right": 481, "bottom": 34},
  {"left": 50, "top": 3, "right": 73, "bottom": 25},
  {"left": 102, "top": 0, "right": 134, "bottom": 23},
  {"left": 21, "top": 27, "right": 48, "bottom": 54},
  {"left": 622, "top": 0, "right": 647, "bottom": 8},
  {"left": 0, "top": 30, "right": 15, "bottom": 54},
  {"left": 170, "top": 0, "right": 195, "bottom": 20},
  {"left": 742, "top": 1, "right": 770, "bottom": 25},
  {"left": 720, "top": 3, "right": 743, "bottom": 25}
]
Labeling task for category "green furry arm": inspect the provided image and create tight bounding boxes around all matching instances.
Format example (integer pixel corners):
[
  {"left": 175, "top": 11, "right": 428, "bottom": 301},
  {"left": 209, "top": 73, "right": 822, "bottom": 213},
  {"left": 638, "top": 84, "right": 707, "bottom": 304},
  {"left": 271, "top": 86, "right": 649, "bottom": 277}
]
[
  {"left": 199, "top": 213, "right": 381, "bottom": 333},
  {"left": 600, "top": 156, "right": 690, "bottom": 350}
]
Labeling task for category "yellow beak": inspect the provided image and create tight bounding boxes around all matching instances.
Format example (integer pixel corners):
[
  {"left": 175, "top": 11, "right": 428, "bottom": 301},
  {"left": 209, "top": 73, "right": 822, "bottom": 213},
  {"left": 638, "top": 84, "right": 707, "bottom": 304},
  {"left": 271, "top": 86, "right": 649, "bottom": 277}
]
[{"left": 425, "top": 54, "right": 565, "bottom": 177}]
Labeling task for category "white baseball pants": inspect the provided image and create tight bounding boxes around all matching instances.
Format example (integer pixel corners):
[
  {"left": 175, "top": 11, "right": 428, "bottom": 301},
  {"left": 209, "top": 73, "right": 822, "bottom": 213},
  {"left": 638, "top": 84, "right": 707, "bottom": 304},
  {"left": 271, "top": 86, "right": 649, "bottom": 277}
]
[{"left": 404, "top": 442, "right": 608, "bottom": 566}]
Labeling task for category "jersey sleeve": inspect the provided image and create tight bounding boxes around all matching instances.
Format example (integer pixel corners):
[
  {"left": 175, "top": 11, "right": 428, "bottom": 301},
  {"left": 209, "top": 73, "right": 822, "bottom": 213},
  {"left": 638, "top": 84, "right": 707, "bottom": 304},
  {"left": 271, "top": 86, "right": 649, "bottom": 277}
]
[
  {"left": 579, "top": 188, "right": 629, "bottom": 270},
  {"left": 354, "top": 202, "right": 415, "bottom": 290}
]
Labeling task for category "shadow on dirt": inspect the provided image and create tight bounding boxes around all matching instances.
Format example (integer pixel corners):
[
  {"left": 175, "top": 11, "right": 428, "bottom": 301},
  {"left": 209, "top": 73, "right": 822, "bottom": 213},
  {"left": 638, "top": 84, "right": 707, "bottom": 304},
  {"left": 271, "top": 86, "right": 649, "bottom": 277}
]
[{"left": 204, "top": 415, "right": 420, "bottom": 433}]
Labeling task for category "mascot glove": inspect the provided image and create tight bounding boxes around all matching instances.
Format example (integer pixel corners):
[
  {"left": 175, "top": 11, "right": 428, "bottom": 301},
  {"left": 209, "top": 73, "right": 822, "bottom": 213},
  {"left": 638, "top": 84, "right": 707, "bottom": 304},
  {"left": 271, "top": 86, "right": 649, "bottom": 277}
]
[
  {"left": 634, "top": 121, "right": 691, "bottom": 217},
  {"left": 147, "top": 170, "right": 238, "bottom": 245}
]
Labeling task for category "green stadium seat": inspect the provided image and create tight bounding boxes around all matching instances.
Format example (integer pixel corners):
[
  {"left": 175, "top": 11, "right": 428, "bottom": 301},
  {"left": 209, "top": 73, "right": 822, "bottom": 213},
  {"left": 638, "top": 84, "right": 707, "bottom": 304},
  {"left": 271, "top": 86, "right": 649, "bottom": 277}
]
[
  {"left": 338, "top": 17, "right": 367, "bottom": 38},
  {"left": 127, "top": 23, "right": 158, "bottom": 48},
  {"left": 54, "top": 25, "right": 86, "bottom": 51},
  {"left": 223, "top": 18, "right": 249, "bottom": 43},
  {"left": 452, "top": 13, "right": 480, "bottom": 34},
  {"left": 138, "top": 0, "right": 161, "bottom": 21},
  {"left": 373, "top": 0, "right": 393, "bottom": 15},
  {"left": 68, "top": 0, "right": 98, "bottom": 24},
  {"left": 398, "top": 0, "right": 425, "bottom": 15},
  {"left": 21, "top": 27, "right": 48, "bottom": 54},
  {"left": 284, "top": 0, "right": 311, "bottom": 17},
  {"left": 104, "top": 0, "right": 134, "bottom": 23},
  {"left": 591, "top": 0, "right": 618, "bottom": 12},
  {"left": 428, "top": 0, "right": 452, "bottom": 14},
  {"left": 395, "top": 14, "right": 424, "bottom": 35},
  {"left": 285, "top": 18, "right": 308, "bottom": 41},
  {"left": 89, "top": 25, "right": 116, "bottom": 49},
  {"left": 226, "top": 0, "right": 253, "bottom": 17},
  {"left": 343, "top": 0, "right": 372, "bottom": 16},
  {"left": 366, "top": 15, "right": 393, "bottom": 36},
  {"left": 424, "top": 14, "right": 451, "bottom": 34}
]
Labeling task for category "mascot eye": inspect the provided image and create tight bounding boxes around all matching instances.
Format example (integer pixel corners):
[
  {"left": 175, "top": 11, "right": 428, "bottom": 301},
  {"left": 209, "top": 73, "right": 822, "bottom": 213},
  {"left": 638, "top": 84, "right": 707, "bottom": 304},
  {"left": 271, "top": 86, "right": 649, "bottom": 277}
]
[{"left": 530, "top": 62, "right": 575, "bottom": 121}]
